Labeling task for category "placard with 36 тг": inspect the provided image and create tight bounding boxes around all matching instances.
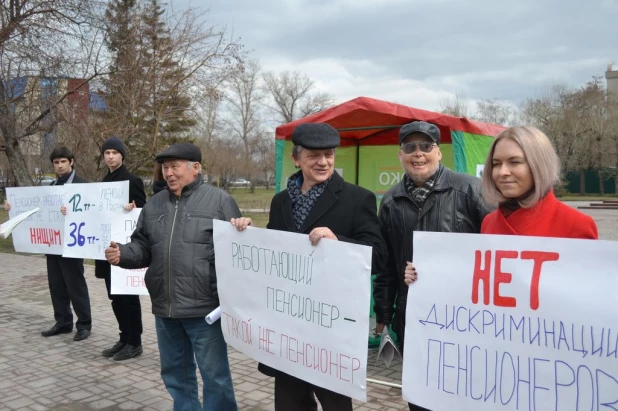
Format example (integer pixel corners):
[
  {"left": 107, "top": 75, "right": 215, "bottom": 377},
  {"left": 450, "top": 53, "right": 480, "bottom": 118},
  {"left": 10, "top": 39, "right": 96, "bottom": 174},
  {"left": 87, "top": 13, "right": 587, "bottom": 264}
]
[{"left": 61, "top": 181, "right": 129, "bottom": 260}]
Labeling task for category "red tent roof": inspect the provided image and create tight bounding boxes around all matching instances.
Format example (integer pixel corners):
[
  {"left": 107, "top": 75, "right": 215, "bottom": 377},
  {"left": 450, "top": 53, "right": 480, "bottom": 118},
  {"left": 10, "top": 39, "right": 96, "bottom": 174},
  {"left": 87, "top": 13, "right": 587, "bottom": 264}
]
[{"left": 275, "top": 96, "right": 505, "bottom": 146}]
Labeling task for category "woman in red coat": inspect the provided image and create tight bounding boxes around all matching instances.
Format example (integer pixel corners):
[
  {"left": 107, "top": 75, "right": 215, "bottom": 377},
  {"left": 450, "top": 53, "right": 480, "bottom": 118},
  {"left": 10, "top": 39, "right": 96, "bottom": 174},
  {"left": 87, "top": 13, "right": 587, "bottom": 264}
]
[
  {"left": 480, "top": 125, "right": 598, "bottom": 239},
  {"left": 404, "top": 126, "right": 598, "bottom": 287}
]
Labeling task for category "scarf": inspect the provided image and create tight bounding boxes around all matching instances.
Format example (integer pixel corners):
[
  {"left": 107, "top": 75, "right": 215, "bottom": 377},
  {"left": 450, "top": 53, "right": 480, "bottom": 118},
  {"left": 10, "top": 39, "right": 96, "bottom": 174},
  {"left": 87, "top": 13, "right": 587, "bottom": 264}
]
[
  {"left": 287, "top": 170, "right": 331, "bottom": 231},
  {"left": 404, "top": 163, "right": 442, "bottom": 207}
]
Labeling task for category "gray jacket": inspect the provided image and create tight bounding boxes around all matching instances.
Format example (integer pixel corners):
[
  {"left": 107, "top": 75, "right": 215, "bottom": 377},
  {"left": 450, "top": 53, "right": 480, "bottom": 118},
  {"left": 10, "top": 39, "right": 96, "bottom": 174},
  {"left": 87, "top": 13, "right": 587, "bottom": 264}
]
[{"left": 118, "top": 177, "right": 241, "bottom": 318}]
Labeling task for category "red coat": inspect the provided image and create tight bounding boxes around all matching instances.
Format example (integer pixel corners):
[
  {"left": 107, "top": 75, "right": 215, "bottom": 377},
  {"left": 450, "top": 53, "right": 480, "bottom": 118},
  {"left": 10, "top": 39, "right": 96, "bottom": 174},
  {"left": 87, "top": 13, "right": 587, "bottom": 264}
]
[{"left": 481, "top": 191, "right": 598, "bottom": 239}]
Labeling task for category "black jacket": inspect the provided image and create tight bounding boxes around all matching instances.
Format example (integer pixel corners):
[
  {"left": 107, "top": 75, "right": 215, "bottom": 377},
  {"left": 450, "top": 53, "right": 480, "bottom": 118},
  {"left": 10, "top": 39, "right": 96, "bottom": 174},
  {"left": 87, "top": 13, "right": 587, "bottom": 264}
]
[
  {"left": 152, "top": 180, "right": 167, "bottom": 195},
  {"left": 373, "top": 167, "right": 491, "bottom": 341},
  {"left": 117, "top": 177, "right": 241, "bottom": 318},
  {"left": 51, "top": 172, "right": 87, "bottom": 186},
  {"left": 259, "top": 171, "right": 387, "bottom": 378},
  {"left": 94, "top": 164, "right": 146, "bottom": 278}
]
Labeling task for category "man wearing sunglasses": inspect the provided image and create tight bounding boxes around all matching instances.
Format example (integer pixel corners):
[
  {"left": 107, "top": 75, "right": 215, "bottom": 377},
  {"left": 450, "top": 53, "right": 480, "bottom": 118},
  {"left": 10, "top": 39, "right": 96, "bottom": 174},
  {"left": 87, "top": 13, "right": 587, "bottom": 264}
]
[{"left": 373, "top": 121, "right": 491, "bottom": 411}]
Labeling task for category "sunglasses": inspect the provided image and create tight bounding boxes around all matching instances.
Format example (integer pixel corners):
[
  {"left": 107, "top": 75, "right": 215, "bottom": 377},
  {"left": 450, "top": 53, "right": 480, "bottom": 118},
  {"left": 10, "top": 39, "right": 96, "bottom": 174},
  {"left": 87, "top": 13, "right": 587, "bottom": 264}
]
[{"left": 400, "top": 142, "right": 437, "bottom": 154}]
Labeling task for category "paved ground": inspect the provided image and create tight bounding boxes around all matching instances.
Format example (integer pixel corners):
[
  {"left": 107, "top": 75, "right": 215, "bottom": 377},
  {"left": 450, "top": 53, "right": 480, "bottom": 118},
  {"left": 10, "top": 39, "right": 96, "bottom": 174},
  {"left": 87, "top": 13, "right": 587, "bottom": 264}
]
[{"left": 0, "top": 203, "right": 616, "bottom": 411}]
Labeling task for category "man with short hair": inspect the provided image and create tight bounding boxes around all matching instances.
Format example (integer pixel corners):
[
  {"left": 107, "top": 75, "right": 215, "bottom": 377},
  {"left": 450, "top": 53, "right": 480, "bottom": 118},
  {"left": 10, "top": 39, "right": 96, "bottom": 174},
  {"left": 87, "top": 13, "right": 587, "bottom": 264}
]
[
  {"left": 95, "top": 136, "right": 146, "bottom": 361},
  {"left": 373, "top": 121, "right": 491, "bottom": 411},
  {"left": 4, "top": 146, "right": 92, "bottom": 341},
  {"left": 232, "top": 123, "right": 387, "bottom": 411},
  {"left": 105, "top": 142, "right": 239, "bottom": 411}
]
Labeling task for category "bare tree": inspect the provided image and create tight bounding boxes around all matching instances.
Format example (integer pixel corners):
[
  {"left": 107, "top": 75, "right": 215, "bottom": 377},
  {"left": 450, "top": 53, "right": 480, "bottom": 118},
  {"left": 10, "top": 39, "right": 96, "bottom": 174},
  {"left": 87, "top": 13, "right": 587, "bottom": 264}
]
[
  {"left": 522, "top": 78, "right": 616, "bottom": 194},
  {"left": 438, "top": 91, "right": 468, "bottom": 118},
  {"left": 253, "top": 130, "right": 275, "bottom": 190},
  {"left": 0, "top": 0, "right": 105, "bottom": 186},
  {"left": 607, "top": 89, "right": 618, "bottom": 194},
  {"left": 223, "top": 59, "right": 263, "bottom": 185},
  {"left": 262, "top": 70, "right": 333, "bottom": 124},
  {"left": 474, "top": 99, "right": 516, "bottom": 126},
  {"left": 200, "top": 135, "right": 243, "bottom": 192}
]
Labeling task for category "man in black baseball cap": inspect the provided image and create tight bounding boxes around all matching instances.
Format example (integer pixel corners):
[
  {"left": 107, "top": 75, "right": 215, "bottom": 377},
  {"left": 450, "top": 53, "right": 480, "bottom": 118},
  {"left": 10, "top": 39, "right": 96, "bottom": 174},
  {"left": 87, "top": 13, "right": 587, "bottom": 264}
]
[{"left": 374, "top": 120, "right": 491, "bottom": 411}]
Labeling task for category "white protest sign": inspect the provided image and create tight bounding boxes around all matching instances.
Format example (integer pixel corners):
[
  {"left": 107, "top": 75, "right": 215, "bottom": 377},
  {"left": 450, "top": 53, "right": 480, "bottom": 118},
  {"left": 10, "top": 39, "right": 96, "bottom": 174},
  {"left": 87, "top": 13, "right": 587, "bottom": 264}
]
[
  {"left": 403, "top": 232, "right": 618, "bottom": 411},
  {"left": 1, "top": 208, "right": 40, "bottom": 239},
  {"left": 61, "top": 181, "right": 129, "bottom": 260},
  {"left": 213, "top": 220, "right": 372, "bottom": 402},
  {"left": 476, "top": 164, "right": 485, "bottom": 177},
  {"left": 6, "top": 186, "right": 66, "bottom": 254},
  {"left": 110, "top": 208, "right": 148, "bottom": 295}
]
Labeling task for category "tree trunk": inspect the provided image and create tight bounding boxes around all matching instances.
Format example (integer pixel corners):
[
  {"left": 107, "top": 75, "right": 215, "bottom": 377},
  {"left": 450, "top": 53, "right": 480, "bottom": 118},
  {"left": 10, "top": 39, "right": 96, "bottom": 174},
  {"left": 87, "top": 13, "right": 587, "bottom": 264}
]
[
  {"left": 579, "top": 170, "right": 586, "bottom": 195},
  {"left": 2, "top": 137, "right": 34, "bottom": 187},
  {"left": 599, "top": 172, "right": 605, "bottom": 196}
]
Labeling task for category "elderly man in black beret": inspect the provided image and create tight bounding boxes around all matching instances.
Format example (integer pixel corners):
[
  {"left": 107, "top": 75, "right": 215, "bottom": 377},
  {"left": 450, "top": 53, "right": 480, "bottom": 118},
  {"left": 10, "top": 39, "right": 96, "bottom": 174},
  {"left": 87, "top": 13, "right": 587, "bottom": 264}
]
[
  {"left": 231, "top": 123, "right": 387, "bottom": 411},
  {"left": 105, "top": 142, "right": 240, "bottom": 411}
]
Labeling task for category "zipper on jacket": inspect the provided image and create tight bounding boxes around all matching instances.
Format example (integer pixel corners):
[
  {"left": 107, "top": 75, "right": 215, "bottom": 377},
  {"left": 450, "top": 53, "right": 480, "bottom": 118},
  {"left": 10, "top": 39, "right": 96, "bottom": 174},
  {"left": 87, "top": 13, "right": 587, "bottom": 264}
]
[{"left": 167, "top": 198, "right": 179, "bottom": 317}]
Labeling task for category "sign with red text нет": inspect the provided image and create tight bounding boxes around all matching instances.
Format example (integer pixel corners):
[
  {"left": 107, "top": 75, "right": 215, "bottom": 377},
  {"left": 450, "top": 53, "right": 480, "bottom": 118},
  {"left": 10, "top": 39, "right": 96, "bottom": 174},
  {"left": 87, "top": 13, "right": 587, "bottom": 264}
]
[
  {"left": 213, "top": 220, "right": 372, "bottom": 402},
  {"left": 110, "top": 208, "right": 148, "bottom": 295},
  {"left": 6, "top": 186, "right": 66, "bottom": 255},
  {"left": 403, "top": 231, "right": 618, "bottom": 411},
  {"left": 61, "top": 181, "right": 129, "bottom": 260}
]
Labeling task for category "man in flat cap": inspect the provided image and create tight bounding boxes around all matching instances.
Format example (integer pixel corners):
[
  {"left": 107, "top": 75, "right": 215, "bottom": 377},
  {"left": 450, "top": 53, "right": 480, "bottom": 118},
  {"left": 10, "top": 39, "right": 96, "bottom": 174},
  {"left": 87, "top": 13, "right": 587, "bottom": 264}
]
[
  {"left": 373, "top": 121, "right": 491, "bottom": 411},
  {"left": 105, "top": 142, "right": 239, "bottom": 410},
  {"left": 231, "top": 123, "right": 387, "bottom": 411}
]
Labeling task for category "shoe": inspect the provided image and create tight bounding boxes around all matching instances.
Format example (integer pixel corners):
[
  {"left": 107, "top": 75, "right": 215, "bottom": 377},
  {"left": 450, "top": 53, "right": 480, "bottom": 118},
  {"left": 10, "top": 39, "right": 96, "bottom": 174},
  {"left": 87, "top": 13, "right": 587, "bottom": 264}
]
[
  {"left": 102, "top": 341, "right": 126, "bottom": 358},
  {"left": 113, "top": 344, "right": 143, "bottom": 361},
  {"left": 41, "top": 324, "right": 72, "bottom": 337},
  {"left": 73, "top": 329, "right": 90, "bottom": 341}
]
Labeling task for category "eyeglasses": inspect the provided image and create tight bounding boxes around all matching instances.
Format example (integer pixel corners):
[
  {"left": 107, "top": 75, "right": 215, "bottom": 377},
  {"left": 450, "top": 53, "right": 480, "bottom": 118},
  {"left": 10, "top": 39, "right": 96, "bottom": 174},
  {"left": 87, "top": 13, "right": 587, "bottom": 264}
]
[{"left": 400, "top": 142, "right": 437, "bottom": 154}]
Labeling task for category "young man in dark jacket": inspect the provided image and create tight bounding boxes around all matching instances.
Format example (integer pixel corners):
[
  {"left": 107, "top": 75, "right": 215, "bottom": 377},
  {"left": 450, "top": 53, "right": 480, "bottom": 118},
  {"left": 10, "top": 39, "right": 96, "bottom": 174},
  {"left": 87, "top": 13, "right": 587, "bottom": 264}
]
[
  {"left": 104, "top": 142, "right": 239, "bottom": 411},
  {"left": 373, "top": 121, "right": 491, "bottom": 411},
  {"left": 95, "top": 136, "right": 146, "bottom": 361},
  {"left": 4, "top": 146, "right": 92, "bottom": 341}
]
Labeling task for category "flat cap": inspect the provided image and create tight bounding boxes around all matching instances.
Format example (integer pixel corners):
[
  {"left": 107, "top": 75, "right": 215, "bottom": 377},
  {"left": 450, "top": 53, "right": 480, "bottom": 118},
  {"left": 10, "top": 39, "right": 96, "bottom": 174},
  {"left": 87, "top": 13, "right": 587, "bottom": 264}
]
[
  {"left": 399, "top": 121, "right": 441, "bottom": 145},
  {"left": 155, "top": 142, "right": 202, "bottom": 163},
  {"left": 291, "top": 123, "right": 340, "bottom": 149}
]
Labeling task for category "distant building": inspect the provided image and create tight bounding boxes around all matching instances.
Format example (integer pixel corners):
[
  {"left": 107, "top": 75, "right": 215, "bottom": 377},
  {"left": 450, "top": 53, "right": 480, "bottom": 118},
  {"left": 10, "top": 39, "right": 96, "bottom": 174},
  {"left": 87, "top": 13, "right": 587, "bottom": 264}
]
[
  {"left": 0, "top": 76, "right": 106, "bottom": 183},
  {"left": 606, "top": 64, "right": 618, "bottom": 97}
]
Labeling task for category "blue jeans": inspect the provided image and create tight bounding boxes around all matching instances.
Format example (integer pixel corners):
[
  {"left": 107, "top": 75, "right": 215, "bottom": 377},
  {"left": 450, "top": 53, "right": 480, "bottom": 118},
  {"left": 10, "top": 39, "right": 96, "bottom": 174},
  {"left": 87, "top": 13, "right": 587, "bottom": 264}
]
[{"left": 155, "top": 316, "right": 237, "bottom": 411}]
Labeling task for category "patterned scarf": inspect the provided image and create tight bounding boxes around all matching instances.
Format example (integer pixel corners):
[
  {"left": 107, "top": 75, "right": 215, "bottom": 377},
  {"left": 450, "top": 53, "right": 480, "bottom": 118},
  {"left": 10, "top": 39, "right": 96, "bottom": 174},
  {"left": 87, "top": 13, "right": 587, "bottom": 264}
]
[
  {"left": 287, "top": 170, "right": 331, "bottom": 231},
  {"left": 404, "top": 163, "right": 443, "bottom": 207}
]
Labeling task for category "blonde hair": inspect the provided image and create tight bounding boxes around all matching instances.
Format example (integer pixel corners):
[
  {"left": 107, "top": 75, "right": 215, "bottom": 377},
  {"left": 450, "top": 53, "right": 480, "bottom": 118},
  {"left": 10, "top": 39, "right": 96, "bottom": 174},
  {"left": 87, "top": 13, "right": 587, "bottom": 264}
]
[{"left": 481, "top": 126, "right": 560, "bottom": 208}]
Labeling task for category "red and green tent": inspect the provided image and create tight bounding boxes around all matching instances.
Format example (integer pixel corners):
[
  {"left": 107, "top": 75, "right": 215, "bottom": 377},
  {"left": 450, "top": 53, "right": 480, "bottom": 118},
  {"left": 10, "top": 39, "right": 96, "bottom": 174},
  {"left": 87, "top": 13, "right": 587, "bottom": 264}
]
[{"left": 275, "top": 96, "right": 505, "bottom": 201}]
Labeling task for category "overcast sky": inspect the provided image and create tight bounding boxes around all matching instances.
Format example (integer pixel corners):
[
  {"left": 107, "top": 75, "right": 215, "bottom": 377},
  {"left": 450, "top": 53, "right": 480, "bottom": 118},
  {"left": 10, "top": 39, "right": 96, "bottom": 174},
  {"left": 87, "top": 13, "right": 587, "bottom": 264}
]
[{"left": 175, "top": 0, "right": 617, "bottom": 112}]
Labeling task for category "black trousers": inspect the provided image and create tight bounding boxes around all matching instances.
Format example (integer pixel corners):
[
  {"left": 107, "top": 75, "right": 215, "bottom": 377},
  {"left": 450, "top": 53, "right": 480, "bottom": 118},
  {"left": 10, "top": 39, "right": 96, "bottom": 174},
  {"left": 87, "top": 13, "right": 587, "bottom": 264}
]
[
  {"left": 104, "top": 273, "right": 143, "bottom": 346},
  {"left": 274, "top": 374, "right": 353, "bottom": 411},
  {"left": 46, "top": 255, "right": 91, "bottom": 331}
]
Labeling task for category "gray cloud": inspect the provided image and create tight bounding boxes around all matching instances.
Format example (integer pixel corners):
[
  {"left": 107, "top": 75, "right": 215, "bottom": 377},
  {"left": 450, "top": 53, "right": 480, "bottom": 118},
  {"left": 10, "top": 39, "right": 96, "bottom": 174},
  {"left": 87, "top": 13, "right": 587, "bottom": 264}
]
[{"left": 178, "top": 0, "right": 617, "bottom": 109}]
